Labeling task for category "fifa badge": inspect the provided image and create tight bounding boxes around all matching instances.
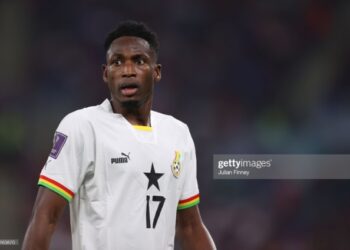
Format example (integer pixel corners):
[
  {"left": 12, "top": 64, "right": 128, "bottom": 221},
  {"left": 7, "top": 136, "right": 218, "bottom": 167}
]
[{"left": 171, "top": 151, "right": 182, "bottom": 178}]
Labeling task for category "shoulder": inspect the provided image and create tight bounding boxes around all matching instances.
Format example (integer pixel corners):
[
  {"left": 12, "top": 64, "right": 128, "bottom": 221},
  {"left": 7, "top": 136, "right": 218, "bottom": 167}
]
[
  {"left": 62, "top": 103, "right": 103, "bottom": 122},
  {"left": 153, "top": 111, "right": 188, "bottom": 129},
  {"left": 58, "top": 104, "right": 100, "bottom": 132},
  {"left": 152, "top": 110, "right": 191, "bottom": 137}
]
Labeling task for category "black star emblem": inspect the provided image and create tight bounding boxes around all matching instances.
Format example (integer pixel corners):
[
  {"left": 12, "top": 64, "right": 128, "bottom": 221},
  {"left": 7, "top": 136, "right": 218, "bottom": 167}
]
[{"left": 144, "top": 163, "right": 164, "bottom": 191}]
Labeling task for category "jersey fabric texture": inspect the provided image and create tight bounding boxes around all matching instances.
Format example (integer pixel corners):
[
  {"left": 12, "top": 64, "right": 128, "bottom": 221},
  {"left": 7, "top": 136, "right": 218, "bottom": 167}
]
[{"left": 38, "top": 99, "right": 200, "bottom": 250}]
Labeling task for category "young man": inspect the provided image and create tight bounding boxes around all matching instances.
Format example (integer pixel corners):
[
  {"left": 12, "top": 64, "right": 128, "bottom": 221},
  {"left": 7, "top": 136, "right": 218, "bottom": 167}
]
[{"left": 22, "top": 21, "right": 216, "bottom": 250}]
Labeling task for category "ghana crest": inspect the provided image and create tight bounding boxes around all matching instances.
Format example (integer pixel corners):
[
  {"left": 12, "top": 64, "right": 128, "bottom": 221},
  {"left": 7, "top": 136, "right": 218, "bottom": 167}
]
[{"left": 171, "top": 151, "right": 182, "bottom": 178}]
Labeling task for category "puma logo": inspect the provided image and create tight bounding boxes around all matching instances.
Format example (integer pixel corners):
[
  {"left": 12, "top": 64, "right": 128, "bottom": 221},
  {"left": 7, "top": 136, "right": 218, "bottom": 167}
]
[
  {"left": 121, "top": 152, "right": 130, "bottom": 160},
  {"left": 111, "top": 152, "right": 131, "bottom": 164}
]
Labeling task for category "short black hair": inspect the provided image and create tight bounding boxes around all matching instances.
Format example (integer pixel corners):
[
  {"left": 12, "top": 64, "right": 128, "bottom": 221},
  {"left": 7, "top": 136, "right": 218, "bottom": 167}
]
[{"left": 104, "top": 20, "right": 159, "bottom": 56}]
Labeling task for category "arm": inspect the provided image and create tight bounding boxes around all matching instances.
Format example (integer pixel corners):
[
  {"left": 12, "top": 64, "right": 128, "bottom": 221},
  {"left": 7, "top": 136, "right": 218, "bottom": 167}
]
[
  {"left": 176, "top": 205, "right": 216, "bottom": 250},
  {"left": 22, "top": 187, "right": 67, "bottom": 250}
]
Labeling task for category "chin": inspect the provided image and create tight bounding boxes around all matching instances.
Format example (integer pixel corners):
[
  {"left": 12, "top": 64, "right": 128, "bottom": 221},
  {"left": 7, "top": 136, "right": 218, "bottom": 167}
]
[{"left": 120, "top": 100, "right": 141, "bottom": 109}]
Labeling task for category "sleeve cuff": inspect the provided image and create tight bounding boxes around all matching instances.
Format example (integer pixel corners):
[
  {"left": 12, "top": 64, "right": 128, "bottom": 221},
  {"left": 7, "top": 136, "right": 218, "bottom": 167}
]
[
  {"left": 38, "top": 175, "right": 74, "bottom": 202},
  {"left": 177, "top": 193, "right": 200, "bottom": 210}
]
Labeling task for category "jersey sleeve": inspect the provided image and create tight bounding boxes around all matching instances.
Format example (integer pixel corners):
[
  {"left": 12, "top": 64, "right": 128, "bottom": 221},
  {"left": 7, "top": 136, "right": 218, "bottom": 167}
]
[
  {"left": 177, "top": 127, "right": 200, "bottom": 210},
  {"left": 38, "top": 111, "right": 94, "bottom": 202}
]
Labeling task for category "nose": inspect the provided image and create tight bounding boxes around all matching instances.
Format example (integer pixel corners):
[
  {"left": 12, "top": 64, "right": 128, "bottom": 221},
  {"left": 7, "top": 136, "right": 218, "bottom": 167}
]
[{"left": 121, "top": 61, "right": 136, "bottom": 78}]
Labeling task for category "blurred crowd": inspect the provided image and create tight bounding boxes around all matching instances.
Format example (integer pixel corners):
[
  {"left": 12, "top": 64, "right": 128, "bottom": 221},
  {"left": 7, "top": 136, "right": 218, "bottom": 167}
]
[{"left": 0, "top": 0, "right": 349, "bottom": 249}]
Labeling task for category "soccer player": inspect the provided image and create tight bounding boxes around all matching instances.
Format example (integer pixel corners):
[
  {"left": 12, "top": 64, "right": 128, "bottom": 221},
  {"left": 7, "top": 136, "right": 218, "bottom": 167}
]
[{"left": 22, "top": 21, "right": 216, "bottom": 250}]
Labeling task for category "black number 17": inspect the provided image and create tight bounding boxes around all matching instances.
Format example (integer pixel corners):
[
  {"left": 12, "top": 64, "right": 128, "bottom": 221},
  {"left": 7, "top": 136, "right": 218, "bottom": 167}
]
[{"left": 146, "top": 195, "right": 166, "bottom": 228}]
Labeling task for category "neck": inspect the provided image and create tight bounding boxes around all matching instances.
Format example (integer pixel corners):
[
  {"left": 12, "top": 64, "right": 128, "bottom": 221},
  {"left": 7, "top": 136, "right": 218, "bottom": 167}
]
[{"left": 110, "top": 98, "right": 152, "bottom": 126}]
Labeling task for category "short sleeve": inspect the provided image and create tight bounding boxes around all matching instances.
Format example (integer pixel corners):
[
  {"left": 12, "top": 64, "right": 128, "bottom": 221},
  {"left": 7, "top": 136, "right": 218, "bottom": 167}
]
[
  {"left": 177, "top": 127, "right": 200, "bottom": 210},
  {"left": 38, "top": 112, "right": 94, "bottom": 202}
]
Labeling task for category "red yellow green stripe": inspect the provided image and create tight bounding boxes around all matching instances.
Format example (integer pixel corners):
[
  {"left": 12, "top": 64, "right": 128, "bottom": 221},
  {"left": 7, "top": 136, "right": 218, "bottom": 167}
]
[
  {"left": 38, "top": 175, "right": 74, "bottom": 202},
  {"left": 177, "top": 194, "right": 200, "bottom": 210}
]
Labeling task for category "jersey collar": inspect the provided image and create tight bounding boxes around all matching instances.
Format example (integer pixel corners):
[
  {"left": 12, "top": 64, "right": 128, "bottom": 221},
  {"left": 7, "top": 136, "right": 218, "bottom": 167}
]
[
  {"left": 100, "top": 99, "right": 156, "bottom": 129},
  {"left": 100, "top": 99, "right": 114, "bottom": 113}
]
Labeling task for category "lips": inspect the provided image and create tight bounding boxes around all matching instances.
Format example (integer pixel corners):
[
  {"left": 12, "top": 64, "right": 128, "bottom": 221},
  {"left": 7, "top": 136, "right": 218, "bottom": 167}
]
[{"left": 119, "top": 83, "right": 139, "bottom": 96}]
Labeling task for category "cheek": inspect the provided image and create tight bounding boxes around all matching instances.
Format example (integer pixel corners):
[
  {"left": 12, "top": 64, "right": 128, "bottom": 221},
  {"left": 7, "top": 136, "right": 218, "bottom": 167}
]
[
  {"left": 107, "top": 69, "right": 117, "bottom": 80},
  {"left": 106, "top": 70, "right": 119, "bottom": 85},
  {"left": 106, "top": 75, "right": 119, "bottom": 92},
  {"left": 142, "top": 70, "right": 155, "bottom": 84}
]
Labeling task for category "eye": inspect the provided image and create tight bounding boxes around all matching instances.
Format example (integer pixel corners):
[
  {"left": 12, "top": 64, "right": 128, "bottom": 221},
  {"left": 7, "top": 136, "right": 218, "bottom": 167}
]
[
  {"left": 135, "top": 57, "right": 145, "bottom": 65},
  {"left": 112, "top": 59, "right": 122, "bottom": 65}
]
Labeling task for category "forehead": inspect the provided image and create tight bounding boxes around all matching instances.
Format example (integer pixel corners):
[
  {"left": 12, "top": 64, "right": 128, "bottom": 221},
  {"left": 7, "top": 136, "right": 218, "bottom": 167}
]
[{"left": 107, "top": 36, "right": 152, "bottom": 57}]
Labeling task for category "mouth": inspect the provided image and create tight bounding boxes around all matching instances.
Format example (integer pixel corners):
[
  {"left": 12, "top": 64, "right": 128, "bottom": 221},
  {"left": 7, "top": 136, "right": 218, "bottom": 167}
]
[{"left": 119, "top": 83, "right": 139, "bottom": 97}]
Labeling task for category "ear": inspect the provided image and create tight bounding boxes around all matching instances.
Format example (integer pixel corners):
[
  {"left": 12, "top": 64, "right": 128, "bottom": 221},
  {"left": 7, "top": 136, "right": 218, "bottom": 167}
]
[
  {"left": 154, "top": 64, "right": 162, "bottom": 82},
  {"left": 102, "top": 64, "right": 108, "bottom": 83}
]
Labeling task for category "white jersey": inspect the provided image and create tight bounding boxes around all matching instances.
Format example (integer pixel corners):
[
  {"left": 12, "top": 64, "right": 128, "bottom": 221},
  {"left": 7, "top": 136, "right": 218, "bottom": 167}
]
[{"left": 38, "top": 99, "right": 200, "bottom": 250}]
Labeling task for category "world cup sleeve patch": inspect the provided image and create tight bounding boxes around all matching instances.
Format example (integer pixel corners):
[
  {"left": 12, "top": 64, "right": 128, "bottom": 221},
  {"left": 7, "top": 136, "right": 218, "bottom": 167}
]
[{"left": 50, "top": 132, "right": 68, "bottom": 159}]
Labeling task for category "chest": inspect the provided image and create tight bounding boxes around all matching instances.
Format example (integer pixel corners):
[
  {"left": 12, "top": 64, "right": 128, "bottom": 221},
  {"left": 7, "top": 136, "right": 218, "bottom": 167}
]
[{"left": 94, "top": 122, "right": 187, "bottom": 196}]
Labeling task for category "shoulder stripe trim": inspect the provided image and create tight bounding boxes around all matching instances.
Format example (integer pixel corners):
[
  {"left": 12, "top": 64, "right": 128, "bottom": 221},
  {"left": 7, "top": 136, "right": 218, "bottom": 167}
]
[
  {"left": 38, "top": 175, "right": 74, "bottom": 202},
  {"left": 178, "top": 194, "right": 200, "bottom": 210}
]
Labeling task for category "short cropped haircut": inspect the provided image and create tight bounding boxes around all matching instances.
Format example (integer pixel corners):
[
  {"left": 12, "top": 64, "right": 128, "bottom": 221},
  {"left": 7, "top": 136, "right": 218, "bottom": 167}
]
[{"left": 104, "top": 20, "right": 159, "bottom": 56}]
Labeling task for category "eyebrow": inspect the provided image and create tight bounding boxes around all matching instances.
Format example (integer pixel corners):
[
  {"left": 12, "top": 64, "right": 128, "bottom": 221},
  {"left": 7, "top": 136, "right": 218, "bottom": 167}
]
[{"left": 109, "top": 52, "right": 151, "bottom": 60}]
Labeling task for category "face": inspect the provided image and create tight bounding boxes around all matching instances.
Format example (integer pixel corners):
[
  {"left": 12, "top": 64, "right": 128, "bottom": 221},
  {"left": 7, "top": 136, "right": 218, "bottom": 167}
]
[{"left": 102, "top": 36, "right": 161, "bottom": 108}]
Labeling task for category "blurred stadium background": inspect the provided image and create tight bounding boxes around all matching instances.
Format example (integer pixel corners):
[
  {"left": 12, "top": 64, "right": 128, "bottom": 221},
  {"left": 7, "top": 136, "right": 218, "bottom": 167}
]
[{"left": 1, "top": 0, "right": 350, "bottom": 249}]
